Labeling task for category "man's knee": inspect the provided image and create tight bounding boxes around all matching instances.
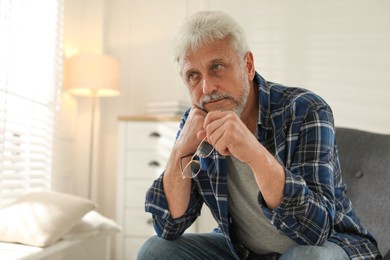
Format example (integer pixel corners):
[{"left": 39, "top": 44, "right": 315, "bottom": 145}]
[
  {"left": 280, "top": 242, "right": 349, "bottom": 260},
  {"left": 137, "top": 236, "right": 171, "bottom": 260}
]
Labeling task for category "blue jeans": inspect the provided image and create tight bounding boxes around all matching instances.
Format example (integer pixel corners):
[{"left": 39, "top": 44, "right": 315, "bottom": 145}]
[{"left": 137, "top": 232, "right": 350, "bottom": 260}]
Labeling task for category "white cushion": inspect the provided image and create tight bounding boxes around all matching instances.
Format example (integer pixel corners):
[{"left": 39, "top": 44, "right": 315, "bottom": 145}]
[
  {"left": 0, "top": 191, "right": 96, "bottom": 247},
  {"left": 65, "top": 210, "right": 122, "bottom": 239}
]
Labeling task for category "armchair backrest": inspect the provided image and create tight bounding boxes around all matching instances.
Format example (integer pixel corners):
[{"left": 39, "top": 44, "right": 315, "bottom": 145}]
[{"left": 336, "top": 127, "right": 390, "bottom": 257}]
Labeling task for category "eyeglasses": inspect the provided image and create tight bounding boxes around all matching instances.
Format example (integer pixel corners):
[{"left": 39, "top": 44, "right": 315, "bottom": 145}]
[{"left": 180, "top": 137, "right": 214, "bottom": 179}]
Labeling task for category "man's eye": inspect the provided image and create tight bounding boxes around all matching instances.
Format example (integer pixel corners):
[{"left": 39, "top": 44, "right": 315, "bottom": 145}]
[
  {"left": 212, "top": 64, "right": 223, "bottom": 71},
  {"left": 187, "top": 72, "right": 198, "bottom": 82}
]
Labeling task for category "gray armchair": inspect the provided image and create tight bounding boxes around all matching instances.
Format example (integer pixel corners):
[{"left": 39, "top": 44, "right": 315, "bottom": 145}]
[{"left": 336, "top": 127, "right": 390, "bottom": 259}]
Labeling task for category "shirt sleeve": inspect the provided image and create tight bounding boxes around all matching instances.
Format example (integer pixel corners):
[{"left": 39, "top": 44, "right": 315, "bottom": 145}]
[
  {"left": 144, "top": 174, "right": 203, "bottom": 240},
  {"left": 259, "top": 95, "right": 339, "bottom": 246}
]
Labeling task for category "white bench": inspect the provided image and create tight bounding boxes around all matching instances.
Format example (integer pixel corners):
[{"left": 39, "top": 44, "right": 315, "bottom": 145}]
[{"left": 0, "top": 235, "right": 110, "bottom": 260}]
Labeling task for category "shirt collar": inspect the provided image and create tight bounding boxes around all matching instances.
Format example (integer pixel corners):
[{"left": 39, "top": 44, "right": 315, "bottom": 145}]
[{"left": 254, "top": 71, "right": 272, "bottom": 130}]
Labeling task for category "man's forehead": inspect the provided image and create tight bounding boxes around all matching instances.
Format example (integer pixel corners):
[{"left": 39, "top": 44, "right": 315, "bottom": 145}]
[
  {"left": 181, "top": 55, "right": 230, "bottom": 75},
  {"left": 180, "top": 41, "right": 236, "bottom": 70}
]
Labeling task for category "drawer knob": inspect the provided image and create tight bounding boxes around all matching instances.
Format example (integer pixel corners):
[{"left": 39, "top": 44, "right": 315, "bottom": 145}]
[
  {"left": 148, "top": 161, "right": 160, "bottom": 167},
  {"left": 147, "top": 218, "right": 153, "bottom": 225},
  {"left": 149, "top": 132, "right": 161, "bottom": 138}
]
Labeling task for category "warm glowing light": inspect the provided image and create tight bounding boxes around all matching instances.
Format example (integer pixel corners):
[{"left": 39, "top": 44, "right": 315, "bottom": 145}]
[{"left": 65, "top": 54, "right": 120, "bottom": 97}]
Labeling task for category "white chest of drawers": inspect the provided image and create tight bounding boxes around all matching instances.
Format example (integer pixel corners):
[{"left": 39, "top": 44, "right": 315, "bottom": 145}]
[{"left": 116, "top": 116, "right": 183, "bottom": 259}]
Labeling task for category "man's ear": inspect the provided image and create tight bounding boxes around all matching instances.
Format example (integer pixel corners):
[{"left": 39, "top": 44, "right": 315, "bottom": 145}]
[{"left": 244, "top": 51, "right": 255, "bottom": 80}]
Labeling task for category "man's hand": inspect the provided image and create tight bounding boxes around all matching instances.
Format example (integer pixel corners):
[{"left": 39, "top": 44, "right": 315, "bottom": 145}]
[
  {"left": 200, "top": 110, "right": 285, "bottom": 209},
  {"left": 176, "top": 106, "right": 208, "bottom": 155},
  {"left": 199, "top": 110, "right": 261, "bottom": 164}
]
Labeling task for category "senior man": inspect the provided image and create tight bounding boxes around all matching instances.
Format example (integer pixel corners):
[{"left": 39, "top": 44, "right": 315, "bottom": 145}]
[{"left": 137, "top": 11, "right": 380, "bottom": 260}]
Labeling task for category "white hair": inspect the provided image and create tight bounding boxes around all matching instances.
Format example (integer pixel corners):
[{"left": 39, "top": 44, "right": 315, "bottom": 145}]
[{"left": 170, "top": 11, "right": 249, "bottom": 70}]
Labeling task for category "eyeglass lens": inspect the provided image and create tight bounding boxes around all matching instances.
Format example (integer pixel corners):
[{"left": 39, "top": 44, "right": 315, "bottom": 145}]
[
  {"left": 182, "top": 140, "right": 214, "bottom": 179},
  {"left": 182, "top": 159, "right": 200, "bottom": 178},
  {"left": 190, "top": 161, "right": 200, "bottom": 176},
  {"left": 196, "top": 141, "right": 214, "bottom": 158}
]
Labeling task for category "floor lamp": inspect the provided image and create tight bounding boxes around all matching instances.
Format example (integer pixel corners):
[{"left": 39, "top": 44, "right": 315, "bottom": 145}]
[{"left": 65, "top": 54, "right": 120, "bottom": 200}]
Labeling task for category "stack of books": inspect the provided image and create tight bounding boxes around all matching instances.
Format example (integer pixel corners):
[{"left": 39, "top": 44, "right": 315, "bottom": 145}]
[{"left": 146, "top": 100, "right": 191, "bottom": 117}]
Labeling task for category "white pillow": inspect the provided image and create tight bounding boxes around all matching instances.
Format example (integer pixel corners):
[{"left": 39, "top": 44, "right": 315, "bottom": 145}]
[
  {"left": 0, "top": 191, "right": 96, "bottom": 247},
  {"left": 64, "top": 210, "right": 122, "bottom": 239}
]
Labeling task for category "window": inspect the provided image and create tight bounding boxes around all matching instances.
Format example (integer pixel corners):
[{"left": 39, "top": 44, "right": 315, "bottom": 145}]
[{"left": 0, "top": 0, "right": 63, "bottom": 208}]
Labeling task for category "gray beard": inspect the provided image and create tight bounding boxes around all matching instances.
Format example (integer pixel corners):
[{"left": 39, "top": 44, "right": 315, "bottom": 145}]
[{"left": 199, "top": 81, "right": 250, "bottom": 117}]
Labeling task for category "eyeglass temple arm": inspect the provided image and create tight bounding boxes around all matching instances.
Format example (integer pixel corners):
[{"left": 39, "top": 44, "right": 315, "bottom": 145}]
[{"left": 179, "top": 153, "right": 195, "bottom": 172}]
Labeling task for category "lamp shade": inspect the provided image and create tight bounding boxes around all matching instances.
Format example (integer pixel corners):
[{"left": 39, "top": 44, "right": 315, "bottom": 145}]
[{"left": 65, "top": 54, "right": 120, "bottom": 96}]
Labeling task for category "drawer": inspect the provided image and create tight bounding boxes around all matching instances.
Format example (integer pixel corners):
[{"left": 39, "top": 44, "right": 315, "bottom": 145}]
[
  {"left": 125, "top": 180, "right": 153, "bottom": 208},
  {"left": 125, "top": 150, "right": 168, "bottom": 179},
  {"left": 125, "top": 121, "right": 178, "bottom": 150},
  {"left": 125, "top": 208, "right": 155, "bottom": 236}
]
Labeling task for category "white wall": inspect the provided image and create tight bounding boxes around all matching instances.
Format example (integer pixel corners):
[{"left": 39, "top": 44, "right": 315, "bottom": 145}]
[{"left": 60, "top": 1, "right": 390, "bottom": 257}]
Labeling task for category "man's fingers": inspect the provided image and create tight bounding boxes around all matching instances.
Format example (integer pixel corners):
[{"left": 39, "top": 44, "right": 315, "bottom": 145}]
[{"left": 197, "top": 130, "right": 206, "bottom": 140}]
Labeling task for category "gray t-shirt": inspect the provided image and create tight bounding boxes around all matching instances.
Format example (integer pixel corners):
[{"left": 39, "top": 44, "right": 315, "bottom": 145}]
[{"left": 227, "top": 156, "right": 296, "bottom": 254}]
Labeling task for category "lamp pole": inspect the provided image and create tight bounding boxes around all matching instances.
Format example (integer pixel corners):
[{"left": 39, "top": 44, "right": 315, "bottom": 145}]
[{"left": 88, "top": 90, "right": 97, "bottom": 200}]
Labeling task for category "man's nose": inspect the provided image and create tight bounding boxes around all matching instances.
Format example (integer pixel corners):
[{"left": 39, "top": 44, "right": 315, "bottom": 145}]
[{"left": 202, "top": 76, "right": 217, "bottom": 94}]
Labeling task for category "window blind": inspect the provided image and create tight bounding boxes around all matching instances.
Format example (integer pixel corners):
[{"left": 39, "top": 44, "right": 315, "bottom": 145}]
[{"left": 0, "top": 0, "right": 63, "bottom": 208}]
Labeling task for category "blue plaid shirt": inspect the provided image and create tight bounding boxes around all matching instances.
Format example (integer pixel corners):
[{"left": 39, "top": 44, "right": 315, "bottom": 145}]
[{"left": 145, "top": 73, "right": 380, "bottom": 259}]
